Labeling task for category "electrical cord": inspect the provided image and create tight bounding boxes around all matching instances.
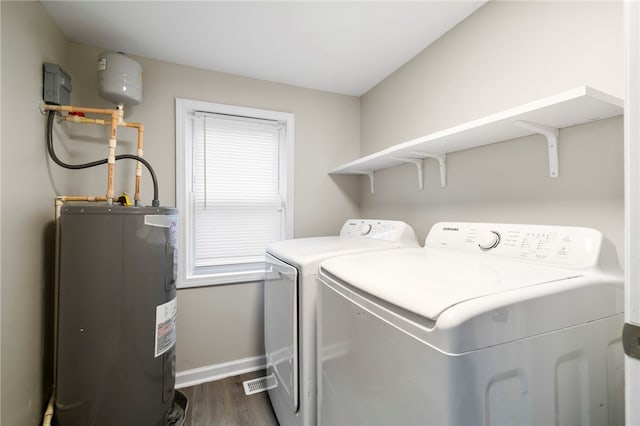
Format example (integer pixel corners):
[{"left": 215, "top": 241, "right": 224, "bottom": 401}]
[{"left": 47, "top": 110, "right": 160, "bottom": 206}]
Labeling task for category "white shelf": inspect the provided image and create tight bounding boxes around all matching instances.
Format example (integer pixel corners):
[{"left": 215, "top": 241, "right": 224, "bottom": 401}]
[{"left": 330, "top": 86, "right": 623, "bottom": 193}]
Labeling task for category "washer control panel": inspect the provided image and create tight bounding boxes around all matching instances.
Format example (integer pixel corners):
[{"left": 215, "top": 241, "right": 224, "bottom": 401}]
[
  {"left": 477, "top": 231, "right": 501, "bottom": 250},
  {"left": 340, "top": 219, "right": 418, "bottom": 246},
  {"left": 425, "top": 222, "right": 604, "bottom": 268}
]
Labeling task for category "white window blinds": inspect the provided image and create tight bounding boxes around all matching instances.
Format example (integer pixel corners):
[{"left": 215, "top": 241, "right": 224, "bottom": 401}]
[{"left": 191, "top": 112, "right": 285, "bottom": 268}]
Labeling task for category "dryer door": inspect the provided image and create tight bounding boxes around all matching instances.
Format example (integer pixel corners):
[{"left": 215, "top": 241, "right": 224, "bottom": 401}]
[{"left": 265, "top": 254, "right": 299, "bottom": 412}]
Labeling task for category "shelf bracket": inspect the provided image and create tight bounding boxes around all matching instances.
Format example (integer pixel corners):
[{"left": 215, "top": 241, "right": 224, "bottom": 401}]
[
  {"left": 349, "top": 171, "right": 376, "bottom": 194},
  {"left": 391, "top": 157, "right": 424, "bottom": 190},
  {"left": 410, "top": 152, "right": 447, "bottom": 188},
  {"left": 514, "top": 120, "right": 560, "bottom": 178}
]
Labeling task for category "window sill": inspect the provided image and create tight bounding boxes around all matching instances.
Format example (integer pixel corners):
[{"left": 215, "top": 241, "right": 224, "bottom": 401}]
[{"left": 177, "top": 267, "right": 266, "bottom": 289}]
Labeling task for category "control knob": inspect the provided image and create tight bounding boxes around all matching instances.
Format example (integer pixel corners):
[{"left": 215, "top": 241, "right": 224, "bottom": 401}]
[
  {"left": 478, "top": 231, "right": 500, "bottom": 250},
  {"left": 360, "top": 224, "right": 372, "bottom": 236}
]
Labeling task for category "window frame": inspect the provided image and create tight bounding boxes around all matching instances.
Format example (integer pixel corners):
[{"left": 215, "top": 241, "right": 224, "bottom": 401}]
[{"left": 175, "top": 98, "right": 294, "bottom": 288}]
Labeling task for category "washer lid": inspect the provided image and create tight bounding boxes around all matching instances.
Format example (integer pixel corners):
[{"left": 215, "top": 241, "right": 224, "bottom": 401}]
[
  {"left": 267, "top": 237, "right": 408, "bottom": 275},
  {"left": 320, "top": 247, "right": 582, "bottom": 321}
]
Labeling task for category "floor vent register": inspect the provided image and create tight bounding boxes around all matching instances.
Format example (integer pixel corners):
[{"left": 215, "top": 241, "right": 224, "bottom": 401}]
[{"left": 242, "top": 374, "right": 278, "bottom": 395}]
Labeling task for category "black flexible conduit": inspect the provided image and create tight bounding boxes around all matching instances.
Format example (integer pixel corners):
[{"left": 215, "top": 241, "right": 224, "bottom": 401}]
[{"left": 47, "top": 110, "right": 160, "bottom": 206}]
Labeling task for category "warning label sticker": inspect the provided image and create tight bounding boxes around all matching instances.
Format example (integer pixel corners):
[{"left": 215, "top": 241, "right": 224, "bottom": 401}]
[
  {"left": 97, "top": 57, "right": 107, "bottom": 71},
  {"left": 155, "top": 297, "right": 177, "bottom": 358}
]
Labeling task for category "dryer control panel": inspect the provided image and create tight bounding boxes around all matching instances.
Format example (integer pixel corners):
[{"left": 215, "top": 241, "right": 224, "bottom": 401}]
[
  {"left": 340, "top": 219, "right": 418, "bottom": 246},
  {"left": 425, "top": 222, "right": 604, "bottom": 269}
]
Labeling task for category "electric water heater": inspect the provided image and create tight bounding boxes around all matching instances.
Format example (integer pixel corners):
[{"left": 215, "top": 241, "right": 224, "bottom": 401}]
[{"left": 55, "top": 205, "right": 183, "bottom": 425}]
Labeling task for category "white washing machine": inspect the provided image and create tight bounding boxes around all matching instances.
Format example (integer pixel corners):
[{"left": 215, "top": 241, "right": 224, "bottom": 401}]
[
  {"left": 264, "top": 219, "right": 418, "bottom": 426},
  {"left": 317, "top": 222, "right": 625, "bottom": 426}
]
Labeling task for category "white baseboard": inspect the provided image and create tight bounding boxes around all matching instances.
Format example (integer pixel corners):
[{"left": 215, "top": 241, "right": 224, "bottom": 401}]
[{"left": 175, "top": 355, "right": 266, "bottom": 389}]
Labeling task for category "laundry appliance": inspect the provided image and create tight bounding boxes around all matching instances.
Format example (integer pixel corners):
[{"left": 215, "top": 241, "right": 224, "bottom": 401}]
[
  {"left": 317, "top": 222, "right": 624, "bottom": 426},
  {"left": 265, "top": 219, "right": 419, "bottom": 426}
]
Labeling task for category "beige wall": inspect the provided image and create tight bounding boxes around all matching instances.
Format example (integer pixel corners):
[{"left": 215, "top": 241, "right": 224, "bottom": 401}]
[
  {"left": 1, "top": 2, "right": 69, "bottom": 425},
  {"left": 64, "top": 43, "right": 361, "bottom": 233},
  {"left": 359, "top": 1, "right": 625, "bottom": 261},
  {"left": 60, "top": 41, "right": 361, "bottom": 372},
  {"left": 0, "top": 1, "right": 626, "bottom": 425},
  {"left": 1, "top": 3, "right": 360, "bottom": 424}
]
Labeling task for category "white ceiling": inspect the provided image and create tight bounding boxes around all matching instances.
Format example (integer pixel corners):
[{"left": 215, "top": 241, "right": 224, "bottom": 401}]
[{"left": 41, "top": 1, "right": 485, "bottom": 96}]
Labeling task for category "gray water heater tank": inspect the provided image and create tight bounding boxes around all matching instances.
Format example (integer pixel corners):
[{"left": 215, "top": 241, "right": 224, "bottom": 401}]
[
  {"left": 55, "top": 204, "right": 180, "bottom": 425},
  {"left": 97, "top": 52, "right": 142, "bottom": 105}
]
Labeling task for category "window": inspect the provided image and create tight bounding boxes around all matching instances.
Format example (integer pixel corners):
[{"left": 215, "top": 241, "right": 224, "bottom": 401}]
[{"left": 176, "top": 99, "right": 294, "bottom": 287}]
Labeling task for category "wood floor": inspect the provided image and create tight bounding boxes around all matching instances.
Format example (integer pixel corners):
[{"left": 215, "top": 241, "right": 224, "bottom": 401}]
[{"left": 180, "top": 371, "right": 279, "bottom": 426}]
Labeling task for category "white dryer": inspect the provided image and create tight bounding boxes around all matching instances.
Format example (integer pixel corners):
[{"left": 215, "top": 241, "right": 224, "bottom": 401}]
[
  {"left": 265, "top": 219, "right": 418, "bottom": 426},
  {"left": 317, "top": 222, "right": 625, "bottom": 426}
]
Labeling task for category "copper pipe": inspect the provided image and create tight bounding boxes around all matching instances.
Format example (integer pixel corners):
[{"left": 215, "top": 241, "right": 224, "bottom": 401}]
[
  {"left": 43, "top": 104, "right": 118, "bottom": 116},
  {"left": 107, "top": 110, "right": 119, "bottom": 204},
  {"left": 42, "top": 392, "right": 54, "bottom": 426},
  {"left": 129, "top": 123, "right": 144, "bottom": 205},
  {"left": 61, "top": 117, "right": 145, "bottom": 204},
  {"left": 45, "top": 104, "right": 122, "bottom": 204},
  {"left": 62, "top": 116, "right": 143, "bottom": 130},
  {"left": 57, "top": 196, "right": 108, "bottom": 202},
  {"left": 63, "top": 116, "right": 108, "bottom": 125}
]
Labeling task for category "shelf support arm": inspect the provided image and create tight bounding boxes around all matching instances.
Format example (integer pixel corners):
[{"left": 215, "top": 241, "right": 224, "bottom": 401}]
[
  {"left": 410, "top": 152, "right": 447, "bottom": 187},
  {"left": 391, "top": 157, "right": 424, "bottom": 190},
  {"left": 514, "top": 120, "right": 560, "bottom": 178},
  {"left": 367, "top": 171, "right": 375, "bottom": 194},
  {"left": 349, "top": 171, "right": 376, "bottom": 194}
]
